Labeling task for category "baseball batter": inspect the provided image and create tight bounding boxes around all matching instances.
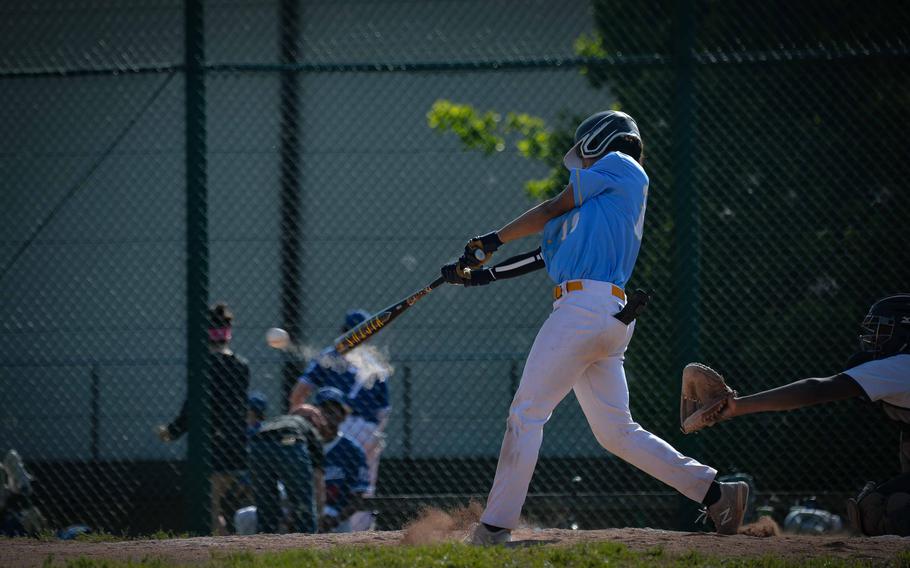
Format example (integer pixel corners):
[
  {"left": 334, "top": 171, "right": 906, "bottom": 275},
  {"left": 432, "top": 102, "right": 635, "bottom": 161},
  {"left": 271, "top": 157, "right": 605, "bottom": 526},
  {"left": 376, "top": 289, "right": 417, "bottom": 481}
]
[{"left": 441, "top": 111, "right": 748, "bottom": 544}]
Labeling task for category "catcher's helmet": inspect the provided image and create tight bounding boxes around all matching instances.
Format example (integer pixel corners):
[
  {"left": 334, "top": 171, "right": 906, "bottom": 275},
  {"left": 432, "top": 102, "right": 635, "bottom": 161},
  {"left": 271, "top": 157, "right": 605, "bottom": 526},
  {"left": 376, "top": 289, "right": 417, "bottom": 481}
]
[
  {"left": 859, "top": 294, "right": 910, "bottom": 358},
  {"left": 563, "top": 110, "right": 641, "bottom": 170}
]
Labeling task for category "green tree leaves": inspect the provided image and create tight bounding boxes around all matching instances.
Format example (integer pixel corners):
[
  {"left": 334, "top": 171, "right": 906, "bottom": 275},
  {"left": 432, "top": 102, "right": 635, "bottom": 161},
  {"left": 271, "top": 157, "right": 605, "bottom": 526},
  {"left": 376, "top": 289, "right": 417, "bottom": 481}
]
[{"left": 426, "top": 100, "right": 574, "bottom": 200}]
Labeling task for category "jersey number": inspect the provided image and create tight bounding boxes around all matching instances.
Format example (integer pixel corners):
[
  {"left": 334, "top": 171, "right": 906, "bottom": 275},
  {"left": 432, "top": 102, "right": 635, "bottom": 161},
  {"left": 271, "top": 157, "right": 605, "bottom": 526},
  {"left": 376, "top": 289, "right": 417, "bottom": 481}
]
[
  {"left": 634, "top": 184, "right": 649, "bottom": 240},
  {"left": 560, "top": 212, "right": 580, "bottom": 242}
]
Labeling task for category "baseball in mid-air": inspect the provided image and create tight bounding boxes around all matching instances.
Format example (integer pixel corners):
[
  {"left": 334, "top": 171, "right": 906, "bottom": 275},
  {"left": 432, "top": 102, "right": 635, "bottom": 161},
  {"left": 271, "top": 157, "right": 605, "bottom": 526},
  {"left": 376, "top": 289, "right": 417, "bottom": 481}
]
[{"left": 265, "top": 327, "right": 290, "bottom": 350}]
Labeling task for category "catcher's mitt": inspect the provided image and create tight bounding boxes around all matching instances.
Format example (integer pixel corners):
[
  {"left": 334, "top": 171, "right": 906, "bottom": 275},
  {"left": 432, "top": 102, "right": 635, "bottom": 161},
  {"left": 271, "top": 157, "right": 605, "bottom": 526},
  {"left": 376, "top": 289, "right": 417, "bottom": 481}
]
[{"left": 680, "top": 363, "right": 735, "bottom": 434}]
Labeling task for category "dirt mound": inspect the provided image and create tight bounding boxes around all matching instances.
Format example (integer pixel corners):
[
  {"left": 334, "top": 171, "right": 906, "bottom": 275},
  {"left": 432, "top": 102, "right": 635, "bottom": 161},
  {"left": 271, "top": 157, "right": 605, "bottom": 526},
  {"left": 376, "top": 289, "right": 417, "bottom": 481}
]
[
  {"left": 400, "top": 501, "right": 483, "bottom": 545},
  {"left": 739, "top": 516, "right": 781, "bottom": 537}
]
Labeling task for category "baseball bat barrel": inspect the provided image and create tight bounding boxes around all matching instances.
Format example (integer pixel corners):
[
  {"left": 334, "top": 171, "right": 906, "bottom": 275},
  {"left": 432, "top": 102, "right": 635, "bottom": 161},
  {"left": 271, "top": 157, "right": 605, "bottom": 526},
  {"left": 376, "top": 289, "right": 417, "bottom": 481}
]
[{"left": 332, "top": 276, "right": 446, "bottom": 355}]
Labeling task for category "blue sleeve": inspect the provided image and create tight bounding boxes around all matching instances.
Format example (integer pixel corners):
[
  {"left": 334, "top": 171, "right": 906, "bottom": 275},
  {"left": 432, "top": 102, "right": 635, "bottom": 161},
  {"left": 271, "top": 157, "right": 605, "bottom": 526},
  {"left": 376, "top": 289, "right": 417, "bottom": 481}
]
[
  {"left": 569, "top": 152, "right": 626, "bottom": 206},
  {"left": 298, "top": 360, "right": 327, "bottom": 389}
]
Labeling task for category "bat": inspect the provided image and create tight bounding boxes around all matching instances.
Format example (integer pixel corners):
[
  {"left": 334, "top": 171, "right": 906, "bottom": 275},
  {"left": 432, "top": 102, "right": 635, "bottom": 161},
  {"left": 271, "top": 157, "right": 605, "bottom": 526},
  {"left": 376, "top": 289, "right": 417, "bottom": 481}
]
[
  {"left": 267, "top": 252, "right": 483, "bottom": 357},
  {"left": 332, "top": 275, "right": 446, "bottom": 355}
]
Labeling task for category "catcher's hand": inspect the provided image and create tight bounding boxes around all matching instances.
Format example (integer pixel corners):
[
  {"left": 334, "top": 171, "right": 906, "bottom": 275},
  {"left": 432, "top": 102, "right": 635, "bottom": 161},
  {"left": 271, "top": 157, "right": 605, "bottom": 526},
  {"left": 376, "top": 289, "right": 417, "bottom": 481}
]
[{"left": 680, "top": 363, "right": 735, "bottom": 434}]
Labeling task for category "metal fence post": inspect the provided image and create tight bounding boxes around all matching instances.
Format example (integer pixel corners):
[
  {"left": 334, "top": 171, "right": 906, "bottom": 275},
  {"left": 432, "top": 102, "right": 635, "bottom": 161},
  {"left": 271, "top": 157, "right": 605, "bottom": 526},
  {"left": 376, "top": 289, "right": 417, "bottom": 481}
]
[
  {"left": 279, "top": 0, "right": 304, "bottom": 408},
  {"left": 671, "top": 0, "right": 700, "bottom": 530},
  {"left": 185, "top": 0, "right": 211, "bottom": 536}
]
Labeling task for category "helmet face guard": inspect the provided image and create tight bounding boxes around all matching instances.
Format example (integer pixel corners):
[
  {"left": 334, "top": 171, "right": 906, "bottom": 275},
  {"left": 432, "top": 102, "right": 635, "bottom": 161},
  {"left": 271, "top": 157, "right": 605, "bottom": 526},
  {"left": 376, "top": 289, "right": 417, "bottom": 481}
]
[
  {"left": 859, "top": 313, "right": 897, "bottom": 355},
  {"left": 859, "top": 294, "right": 910, "bottom": 358},
  {"left": 563, "top": 110, "right": 640, "bottom": 170}
]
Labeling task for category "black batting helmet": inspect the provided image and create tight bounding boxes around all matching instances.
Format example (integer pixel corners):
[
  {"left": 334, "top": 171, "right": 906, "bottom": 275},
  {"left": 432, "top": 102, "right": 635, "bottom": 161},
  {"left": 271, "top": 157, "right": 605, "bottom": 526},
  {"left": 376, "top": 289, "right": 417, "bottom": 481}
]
[
  {"left": 859, "top": 294, "right": 910, "bottom": 358},
  {"left": 563, "top": 110, "right": 641, "bottom": 170}
]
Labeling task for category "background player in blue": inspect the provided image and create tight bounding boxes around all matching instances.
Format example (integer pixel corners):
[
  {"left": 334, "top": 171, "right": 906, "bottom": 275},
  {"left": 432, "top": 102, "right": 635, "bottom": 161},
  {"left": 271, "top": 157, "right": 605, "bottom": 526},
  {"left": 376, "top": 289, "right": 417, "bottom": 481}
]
[
  {"left": 313, "top": 387, "right": 371, "bottom": 533},
  {"left": 694, "top": 294, "right": 910, "bottom": 535},
  {"left": 289, "top": 309, "right": 391, "bottom": 531},
  {"left": 441, "top": 111, "right": 747, "bottom": 544}
]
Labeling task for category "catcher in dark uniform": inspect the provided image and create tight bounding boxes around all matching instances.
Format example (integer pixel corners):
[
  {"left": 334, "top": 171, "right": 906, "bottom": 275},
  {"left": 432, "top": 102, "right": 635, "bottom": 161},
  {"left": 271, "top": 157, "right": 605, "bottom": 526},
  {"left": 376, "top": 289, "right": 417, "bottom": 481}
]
[{"left": 680, "top": 294, "right": 910, "bottom": 535}]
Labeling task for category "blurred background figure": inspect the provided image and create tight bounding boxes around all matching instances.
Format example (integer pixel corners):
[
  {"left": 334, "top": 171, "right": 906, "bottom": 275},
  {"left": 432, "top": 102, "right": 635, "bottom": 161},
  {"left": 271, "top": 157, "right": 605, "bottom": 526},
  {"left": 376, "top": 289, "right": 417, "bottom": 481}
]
[
  {"left": 224, "top": 392, "right": 270, "bottom": 534},
  {"left": 157, "top": 302, "right": 251, "bottom": 535},
  {"left": 312, "top": 387, "right": 371, "bottom": 533},
  {"left": 1, "top": 449, "right": 46, "bottom": 536},
  {"left": 247, "top": 391, "right": 268, "bottom": 437},
  {"left": 290, "top": 309, "right": 391, "bottom": 531},
  {"left": 241, "top": 400, "right": 325, "bottom": 534}
]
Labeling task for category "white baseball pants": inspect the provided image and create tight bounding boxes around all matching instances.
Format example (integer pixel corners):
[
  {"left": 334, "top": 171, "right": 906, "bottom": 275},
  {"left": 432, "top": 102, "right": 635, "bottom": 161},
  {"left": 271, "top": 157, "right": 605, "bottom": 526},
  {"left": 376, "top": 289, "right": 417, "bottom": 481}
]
[{"left": 480, "top": 279, "right": 717, "bottom": 530}]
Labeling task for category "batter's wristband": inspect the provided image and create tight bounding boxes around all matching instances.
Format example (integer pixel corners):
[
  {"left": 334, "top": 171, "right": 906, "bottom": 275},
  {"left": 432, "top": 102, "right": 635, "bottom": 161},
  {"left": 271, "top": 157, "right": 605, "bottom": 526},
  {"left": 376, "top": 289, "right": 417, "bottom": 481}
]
[{"left": 480, "top": 231, "right": 503, "bottom": 252}]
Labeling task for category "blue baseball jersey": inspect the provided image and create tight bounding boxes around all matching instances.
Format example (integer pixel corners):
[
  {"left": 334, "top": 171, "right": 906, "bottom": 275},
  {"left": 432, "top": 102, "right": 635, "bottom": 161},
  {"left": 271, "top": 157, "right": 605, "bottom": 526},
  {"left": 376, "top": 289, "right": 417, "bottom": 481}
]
[
  {"left": 323, "top": 433, "right": 370, "bottom": 517},
  {"left": 298, "top": 348, "right": 391, "bottom": 424},
  {"left": 541, "top": 151, "right": 649, "bottom": 287}
]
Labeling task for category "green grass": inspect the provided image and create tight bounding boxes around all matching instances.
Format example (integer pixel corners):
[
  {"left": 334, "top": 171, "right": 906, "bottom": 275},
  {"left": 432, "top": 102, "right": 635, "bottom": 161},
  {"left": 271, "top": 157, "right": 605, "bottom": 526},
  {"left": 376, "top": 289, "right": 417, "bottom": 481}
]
[{"left": 46, "top": 542, "right": 903, "bottom": 568}]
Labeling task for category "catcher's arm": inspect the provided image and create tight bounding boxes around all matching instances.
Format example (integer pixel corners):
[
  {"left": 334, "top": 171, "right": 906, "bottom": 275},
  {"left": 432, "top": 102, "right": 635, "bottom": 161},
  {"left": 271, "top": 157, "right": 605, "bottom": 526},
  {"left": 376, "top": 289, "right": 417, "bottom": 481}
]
[{"left": 720, "top": 374, "right": 864, "bottom": 420}]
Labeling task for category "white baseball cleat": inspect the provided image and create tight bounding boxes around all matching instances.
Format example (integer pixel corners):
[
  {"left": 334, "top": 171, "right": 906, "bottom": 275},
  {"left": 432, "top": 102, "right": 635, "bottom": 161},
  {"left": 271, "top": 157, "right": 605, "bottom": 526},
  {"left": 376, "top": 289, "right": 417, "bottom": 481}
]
[
  {"left": 706, "top": 481, "right": 748, "bottom": 535},
  {"left": 464, "top": 522, "right": 512, "bottom": 545}
]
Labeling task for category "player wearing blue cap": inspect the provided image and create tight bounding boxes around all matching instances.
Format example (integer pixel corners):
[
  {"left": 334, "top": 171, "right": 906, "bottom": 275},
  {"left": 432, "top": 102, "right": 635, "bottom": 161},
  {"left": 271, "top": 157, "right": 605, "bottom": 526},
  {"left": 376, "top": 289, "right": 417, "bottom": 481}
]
[
  {"left": 442, "top": 110, "right": 746, "bottom": 543},
  {"left": 289, "top": 309, "right": 391, "bottom": 531},
  {"left": 313, "top": 387, "right": 371, "bottom": 532}
]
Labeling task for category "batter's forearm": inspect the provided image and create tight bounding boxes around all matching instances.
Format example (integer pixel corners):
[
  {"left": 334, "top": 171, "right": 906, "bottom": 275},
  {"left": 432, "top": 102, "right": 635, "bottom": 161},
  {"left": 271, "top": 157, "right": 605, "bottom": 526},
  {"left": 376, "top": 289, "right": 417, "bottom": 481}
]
[
  {"left": 730, "top": 375, "right": 863, "bottom": 417},
  {"left": 498, "top": 203, "right": 556, "bottom": 242},
  {"left": 497, "top": 187, "right": 575, "bottom": 243},
  {"left": 488, "top": 248, "right": 544, "bottom": 280}
]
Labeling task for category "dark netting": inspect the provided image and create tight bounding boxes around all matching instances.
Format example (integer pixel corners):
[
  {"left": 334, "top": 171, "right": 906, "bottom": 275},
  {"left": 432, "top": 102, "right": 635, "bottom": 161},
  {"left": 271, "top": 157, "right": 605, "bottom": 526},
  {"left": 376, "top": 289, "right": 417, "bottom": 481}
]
[{"left": 1, "top": 0, "right": 907, "bottom": 536}]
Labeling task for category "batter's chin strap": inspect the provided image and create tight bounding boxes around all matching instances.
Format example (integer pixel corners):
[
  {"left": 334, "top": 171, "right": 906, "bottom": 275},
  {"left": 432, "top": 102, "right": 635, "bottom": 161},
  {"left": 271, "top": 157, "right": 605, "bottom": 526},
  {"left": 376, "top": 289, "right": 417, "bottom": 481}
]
[{"left": 487, "top": 247, "right": 545, "bottom": 281}]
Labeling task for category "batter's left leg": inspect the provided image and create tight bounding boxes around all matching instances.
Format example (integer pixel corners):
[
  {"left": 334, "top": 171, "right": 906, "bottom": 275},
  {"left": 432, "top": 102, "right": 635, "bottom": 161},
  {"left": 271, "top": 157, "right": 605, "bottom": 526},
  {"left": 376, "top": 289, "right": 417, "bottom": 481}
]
[{"left": 574, "top": 358, "right": 716, "bottom": 502}]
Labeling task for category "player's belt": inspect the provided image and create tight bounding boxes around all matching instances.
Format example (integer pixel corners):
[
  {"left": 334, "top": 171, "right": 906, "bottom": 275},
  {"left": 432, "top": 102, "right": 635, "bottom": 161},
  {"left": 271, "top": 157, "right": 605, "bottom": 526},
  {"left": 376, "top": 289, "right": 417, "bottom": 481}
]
[{"left": 553, "top": 280, "right": 626, "bottom": 302}]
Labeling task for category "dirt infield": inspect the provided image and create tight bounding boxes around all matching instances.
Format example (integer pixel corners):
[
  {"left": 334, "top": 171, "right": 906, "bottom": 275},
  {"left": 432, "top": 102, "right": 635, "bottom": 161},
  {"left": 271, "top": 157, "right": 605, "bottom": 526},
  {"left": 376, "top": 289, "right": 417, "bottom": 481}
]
[{"left": 3, "top": 528, "right": 909, "bottom": 567}]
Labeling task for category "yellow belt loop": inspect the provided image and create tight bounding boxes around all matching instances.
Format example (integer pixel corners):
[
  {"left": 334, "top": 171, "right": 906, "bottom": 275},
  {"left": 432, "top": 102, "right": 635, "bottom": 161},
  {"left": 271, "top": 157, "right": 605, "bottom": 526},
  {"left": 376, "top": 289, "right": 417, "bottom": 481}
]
[{"left": 611, "top": 284, "right": 626, "bottom": 302}]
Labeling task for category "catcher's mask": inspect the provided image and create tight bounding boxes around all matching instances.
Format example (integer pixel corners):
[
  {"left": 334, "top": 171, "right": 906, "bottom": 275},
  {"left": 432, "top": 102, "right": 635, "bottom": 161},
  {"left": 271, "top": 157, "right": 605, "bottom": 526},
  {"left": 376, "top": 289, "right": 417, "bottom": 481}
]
[
  {"left": 860, "top": 294, "right": 910, "bottom": 358},
  {"left": 563, "top": 110, "right": 640, "bottom": 170}
]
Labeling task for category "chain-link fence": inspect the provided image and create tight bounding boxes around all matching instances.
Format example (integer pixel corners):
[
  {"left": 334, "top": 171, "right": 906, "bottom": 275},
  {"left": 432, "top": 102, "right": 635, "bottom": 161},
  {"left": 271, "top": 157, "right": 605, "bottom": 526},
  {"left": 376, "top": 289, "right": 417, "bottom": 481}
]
[{"left": 1, "top": 0, "right": 908, "bottom": 536}]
